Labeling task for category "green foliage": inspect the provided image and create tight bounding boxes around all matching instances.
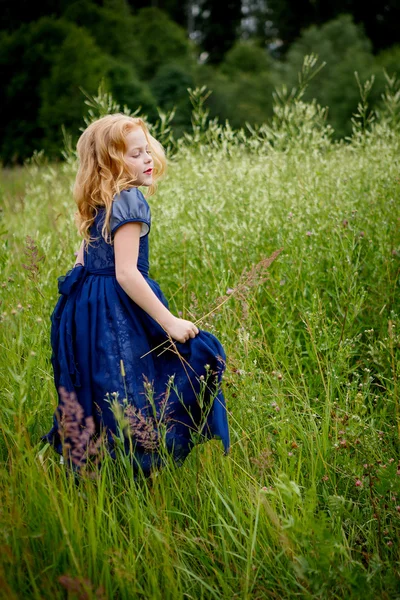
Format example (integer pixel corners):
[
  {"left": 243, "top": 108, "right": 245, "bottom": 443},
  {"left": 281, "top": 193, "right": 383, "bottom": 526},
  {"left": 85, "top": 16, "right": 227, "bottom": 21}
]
[
  {"left": 0, "top": 17, "right": 74, "bottom": 162},
  {"left": 38, "top": 25, "right": 111, "bottom": 156},
  {"left": 0, "top": 4, "right": 194, "bottom": 164},
  {"left": 129, "top": 7, "right": 194, "bottom": 80},
  {"left": 3, "top": 6, "right": 400, "bottom": 167},
  {"left": 193, "top": 40, "right": 277, "bottom": 129},
  {"left": 105, "top": 57, "right": 158, "bottom": 121},
  {"left": 63, "top": 0, "right": 144, "bottom": 71},
  {"left": 150, "top": 63, "right": 195, "bottom": 134},
  {"left": 282, "top": 14, "right": 376, "bottom": 139},
  {"left": 220, "top": 40, "right": 274, "bottom": 77}
]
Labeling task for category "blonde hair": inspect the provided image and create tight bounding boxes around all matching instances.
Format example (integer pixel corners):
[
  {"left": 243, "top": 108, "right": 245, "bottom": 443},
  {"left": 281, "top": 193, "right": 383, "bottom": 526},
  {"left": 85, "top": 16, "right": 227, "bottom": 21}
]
[{"left": 74, "top": 113, "right": 167, "bottom": 244}]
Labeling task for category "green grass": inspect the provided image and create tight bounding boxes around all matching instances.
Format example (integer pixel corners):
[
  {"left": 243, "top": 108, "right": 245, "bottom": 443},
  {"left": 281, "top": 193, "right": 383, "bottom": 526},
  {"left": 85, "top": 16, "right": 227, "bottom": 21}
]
[{"left": 0, "top": 87, "right": 399, "bottom": 599}]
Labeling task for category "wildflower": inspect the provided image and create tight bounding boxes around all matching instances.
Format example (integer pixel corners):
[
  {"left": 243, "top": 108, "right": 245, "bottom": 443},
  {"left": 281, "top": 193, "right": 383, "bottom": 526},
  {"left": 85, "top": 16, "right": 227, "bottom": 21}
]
[
  {"left": 124, "top": 405, "right": 160, "bottom": 451},
  {"left": 251, "top": 447, "right": 274, "bottom": 475},
  {"left": 58, "top": 575, "right": 106, "bottom": 600},
  {"left": 288, "top": 452, "right": 293, "bottom": 457},
  {"left": 260, "top": 486, "right": 268, "bottom": 493},
  {"left": 57, "top": 387, "right": 106, "bottom": 469},
  {"left": 322, "top": 475, "right": 329, "bottom": 481},
  {"left": 355, "top": 479, "right": 363, "bottom": 487},
  {"left": 339, "top": 439, "right": 347, "bottom": 448},
  {"left": 306, "top": 231, "right": 312, "bottom": 236},
  {"left": 277, "top": 373, "right": 283, "bottom": 380},
  {"left": 359, "top": 231, "right": 365, "bottom": 238},
  {"left": 226, "top": 288, "right": 234, "bottom": 294},
  {"left": 11, "top": 309, "right": 17, "bottom": 315},
  {"left": 396, "top": 506, "right": 400, "bottom": 512},
  {"left": 342, "top": 219, "right": 348, "bottom": 227},
  {"left": 288, "top": 212, "right": 293, "bottom": 218},
  {"left": 22, "top": 235, "right": 44, "bottom": 283},
  {"left": 387, "top": 541, "right": 393, "bottom": 547},
  {"left": 271, "top": 402, "right": 280, "bottom": 412}
]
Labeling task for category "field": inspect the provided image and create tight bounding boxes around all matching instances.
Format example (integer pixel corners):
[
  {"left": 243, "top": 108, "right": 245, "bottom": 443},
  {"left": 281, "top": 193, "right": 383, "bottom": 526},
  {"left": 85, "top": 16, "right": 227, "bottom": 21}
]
[{"left": 0, "top": 81, "right": 399, "bottom": 598}]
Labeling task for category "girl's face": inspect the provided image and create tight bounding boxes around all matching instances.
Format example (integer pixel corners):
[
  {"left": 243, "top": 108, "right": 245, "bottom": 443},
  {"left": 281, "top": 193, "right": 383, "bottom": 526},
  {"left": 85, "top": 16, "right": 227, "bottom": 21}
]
[{"left": 123, "top": 127, "right": 154, "bottom": 186}]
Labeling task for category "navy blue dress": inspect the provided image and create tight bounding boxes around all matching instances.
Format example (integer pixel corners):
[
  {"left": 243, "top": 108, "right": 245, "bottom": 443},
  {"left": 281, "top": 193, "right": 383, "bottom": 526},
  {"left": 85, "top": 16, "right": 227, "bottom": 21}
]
[{"left": 42, "top": 187, "right": 230, "bottom": 476}]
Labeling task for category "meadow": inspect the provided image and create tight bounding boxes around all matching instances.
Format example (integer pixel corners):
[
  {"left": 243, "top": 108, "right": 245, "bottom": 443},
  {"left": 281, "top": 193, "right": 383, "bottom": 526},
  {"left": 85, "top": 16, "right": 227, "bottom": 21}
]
[{"left": 0, "top": 63, "right": 399, "bottom": 598}]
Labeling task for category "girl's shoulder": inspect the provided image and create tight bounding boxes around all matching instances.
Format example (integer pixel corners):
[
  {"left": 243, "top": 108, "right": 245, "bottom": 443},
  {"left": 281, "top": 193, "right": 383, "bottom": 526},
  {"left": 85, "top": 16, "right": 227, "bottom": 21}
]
[
  {"left": 110, "top": 187, "right": 151, "bottom": 237},
  {"left": 113, "top": 186, "right": 149, "bottom": 206}
]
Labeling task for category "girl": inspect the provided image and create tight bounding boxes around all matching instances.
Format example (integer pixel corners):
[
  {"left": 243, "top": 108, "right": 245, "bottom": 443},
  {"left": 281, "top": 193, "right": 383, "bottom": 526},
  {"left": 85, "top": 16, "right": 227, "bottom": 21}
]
[{"left": 41, "top": 113, "right": 230, "bottom": 476}]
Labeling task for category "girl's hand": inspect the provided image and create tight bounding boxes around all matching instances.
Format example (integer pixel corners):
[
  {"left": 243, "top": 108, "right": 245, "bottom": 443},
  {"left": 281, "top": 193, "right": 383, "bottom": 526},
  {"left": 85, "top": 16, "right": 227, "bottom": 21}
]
[{"left": 163, "top": 316, "right": 199, "bottom": 343}]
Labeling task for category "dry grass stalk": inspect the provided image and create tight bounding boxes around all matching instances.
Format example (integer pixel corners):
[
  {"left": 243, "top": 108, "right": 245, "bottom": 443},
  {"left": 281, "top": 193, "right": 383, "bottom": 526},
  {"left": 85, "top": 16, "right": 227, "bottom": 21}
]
[{"left": 57, "top": 386, "right": 106, "bottom": 470}]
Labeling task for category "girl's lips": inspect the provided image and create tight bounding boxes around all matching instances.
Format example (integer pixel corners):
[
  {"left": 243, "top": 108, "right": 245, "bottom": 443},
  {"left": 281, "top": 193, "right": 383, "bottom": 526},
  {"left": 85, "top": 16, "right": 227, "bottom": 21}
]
[{"left": 144, "top": 168, "right": 153, "bottom": 174}]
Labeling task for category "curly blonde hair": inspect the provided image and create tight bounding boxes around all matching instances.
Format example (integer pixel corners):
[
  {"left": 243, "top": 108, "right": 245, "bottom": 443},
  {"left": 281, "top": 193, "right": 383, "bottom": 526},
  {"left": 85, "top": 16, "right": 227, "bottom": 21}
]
[{"left": 74, "top": 113, "right": 167, "bottom": 244}]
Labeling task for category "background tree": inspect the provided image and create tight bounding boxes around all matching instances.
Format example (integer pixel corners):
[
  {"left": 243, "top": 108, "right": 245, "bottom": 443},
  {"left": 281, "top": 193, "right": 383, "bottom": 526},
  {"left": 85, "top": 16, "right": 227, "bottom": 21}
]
[
  {"left": 130, "top": 7, "right": 195, "bottom": 79},
  {"left": 126, "top": 0, "right": 189, "bottom": 30},
  {"left": 193, "top": 0, "right": 242, "bottom": 64},
  {"left": 265, "top": 0, "right": 400, "bottom": 55},
  {"left": 194, "top": 40, "right": 276, "bottom": 127},
  {"left": 0, "top": 18, "right": 86, "bottom": 162},
  {"left": 281, "top": 15, "right": 377, "bottom": 138},
  {"left": 63, "top": 0, "right": 144, "bottom": 71}
]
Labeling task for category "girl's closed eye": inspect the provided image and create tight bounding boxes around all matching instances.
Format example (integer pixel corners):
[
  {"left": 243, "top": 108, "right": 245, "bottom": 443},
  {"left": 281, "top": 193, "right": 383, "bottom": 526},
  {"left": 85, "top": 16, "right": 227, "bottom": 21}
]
[{"left": 131, "top": 150, "right": 151, "bottom": 158}]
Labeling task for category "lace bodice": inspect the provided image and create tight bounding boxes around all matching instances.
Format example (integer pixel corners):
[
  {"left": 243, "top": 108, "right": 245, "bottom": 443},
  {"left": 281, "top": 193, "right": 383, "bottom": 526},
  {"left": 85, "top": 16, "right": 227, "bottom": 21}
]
[{"left": 84, "top": 188, "right": 151, "bottom": 277}]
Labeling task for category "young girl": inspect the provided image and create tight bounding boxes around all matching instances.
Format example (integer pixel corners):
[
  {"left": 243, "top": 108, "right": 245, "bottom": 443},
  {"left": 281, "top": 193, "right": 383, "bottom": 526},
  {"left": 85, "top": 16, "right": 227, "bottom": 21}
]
[{"left": 41, "top": 113, "right": 230, "bottom": 476}]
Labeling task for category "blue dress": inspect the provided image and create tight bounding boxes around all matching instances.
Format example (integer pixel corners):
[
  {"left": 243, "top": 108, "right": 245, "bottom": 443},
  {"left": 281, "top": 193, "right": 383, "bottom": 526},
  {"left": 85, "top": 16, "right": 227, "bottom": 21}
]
[{"left": 41, "top": 187, "right": 230, "bottom": 476}]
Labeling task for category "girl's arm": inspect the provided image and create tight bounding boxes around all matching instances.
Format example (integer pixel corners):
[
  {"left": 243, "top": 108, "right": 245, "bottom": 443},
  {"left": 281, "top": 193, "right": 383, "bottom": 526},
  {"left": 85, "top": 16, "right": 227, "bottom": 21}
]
[
  {"left": 74, "top": 240, "right": 85, "bottom": 267},
  {"left": 114, "top": 222, "right": 175, "bottom": 329},
  {"left": 114, "top": 223, "right": 199, "bottom": 344}
]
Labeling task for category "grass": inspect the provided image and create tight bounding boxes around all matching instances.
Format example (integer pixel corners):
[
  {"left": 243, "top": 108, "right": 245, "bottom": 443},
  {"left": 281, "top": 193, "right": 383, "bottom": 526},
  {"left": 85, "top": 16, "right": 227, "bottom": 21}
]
[{"left": 0, "top": 76, "right": 399, "bottom": 598}]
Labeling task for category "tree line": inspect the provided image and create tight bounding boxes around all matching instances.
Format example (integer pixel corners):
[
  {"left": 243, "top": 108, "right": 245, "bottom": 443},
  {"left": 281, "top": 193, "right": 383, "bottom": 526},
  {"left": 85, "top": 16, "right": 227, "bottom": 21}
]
[{"left": 1, "top": 0, "right": 399, "bottom": 163}]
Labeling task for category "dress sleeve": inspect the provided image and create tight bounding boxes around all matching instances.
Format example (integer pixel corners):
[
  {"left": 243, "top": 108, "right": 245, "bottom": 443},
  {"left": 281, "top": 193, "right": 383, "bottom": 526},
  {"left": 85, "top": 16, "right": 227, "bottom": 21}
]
[{"left": 110, "top": 188, "right": 151, "bottom": 238}]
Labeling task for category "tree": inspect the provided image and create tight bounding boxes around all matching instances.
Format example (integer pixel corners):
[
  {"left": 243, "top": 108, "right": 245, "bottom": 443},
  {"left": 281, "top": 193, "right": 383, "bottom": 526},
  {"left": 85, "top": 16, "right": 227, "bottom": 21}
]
[
  {"left": 0, "top": 17, "right": 74, "bottom": 162},
  {"left": 129, "top": 7, "right": 194, "bottom": 79},
  {"left": 38, "top": 26, "right": 113, "bottom": 155},
  {"left": 194, "top": 0, "right": 243, "bottom": 64},
  {"left": 0, "top": 15, "right": 159, "bottom": 163},
  {"left": 150, "top": 62, "right": 195, "bottom": 133},
  {"left": 282, "top": 15, "right": 376, "bottom": 138},
  {"left": 63, "top": 0, "right": 145, "bottom": 73},
  {"left": 194, "top": 41, "right": 276, "bottom": 128},
  {"left": 265, "top": 0, "right": 400, "bottom": 55}
]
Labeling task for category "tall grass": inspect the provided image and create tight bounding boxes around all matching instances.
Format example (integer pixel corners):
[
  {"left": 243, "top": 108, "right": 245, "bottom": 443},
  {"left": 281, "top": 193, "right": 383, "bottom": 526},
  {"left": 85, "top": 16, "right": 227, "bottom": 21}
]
[{"left": 0, "top": 57, "right": 399, "bottom": 599}]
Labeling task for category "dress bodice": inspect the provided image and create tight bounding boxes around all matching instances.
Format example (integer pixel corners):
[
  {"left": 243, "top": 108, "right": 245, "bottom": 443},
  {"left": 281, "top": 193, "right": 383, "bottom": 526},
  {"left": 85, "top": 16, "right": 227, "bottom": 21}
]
[{"left": 84, "top": 192, "right": 151, "bottom": 277}]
